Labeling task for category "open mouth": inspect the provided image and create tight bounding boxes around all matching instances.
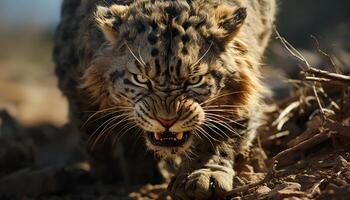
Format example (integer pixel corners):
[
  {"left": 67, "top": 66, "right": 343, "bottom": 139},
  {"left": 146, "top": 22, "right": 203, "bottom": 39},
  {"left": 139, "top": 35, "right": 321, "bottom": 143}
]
[{"left": 147, "top": 131, "right": 190, "bottom": 147}]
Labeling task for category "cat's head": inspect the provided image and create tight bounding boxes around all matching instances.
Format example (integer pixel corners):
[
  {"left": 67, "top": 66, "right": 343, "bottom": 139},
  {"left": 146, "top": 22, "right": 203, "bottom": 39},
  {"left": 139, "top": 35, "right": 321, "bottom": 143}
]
[{"left": 82, "top": 0, "right": 263, "bottom": 156}]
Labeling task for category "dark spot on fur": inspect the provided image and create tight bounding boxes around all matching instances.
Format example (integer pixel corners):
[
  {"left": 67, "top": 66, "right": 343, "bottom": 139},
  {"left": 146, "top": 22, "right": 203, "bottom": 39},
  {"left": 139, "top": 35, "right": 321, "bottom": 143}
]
[
  {"left": 110, "top": 70, "right": 126, "bottom": 82},
  {"left": 235, "top": 60, "right": 243, "bottom": 68},
  {"left": 220, "top": 7, "right": 247, "bottom": 33},
  {"left": 147, "top": 33, "right": 158, "bottom": 45},
  {"left": 136, "top": 22, "right": 146, "bottom": 33},
  {"left": 181, "top": 47, "right": 188, "bottom": 55},
  {"left": 234, "top": 8, "right": 247, "bottom": 20},
  {"left": 104, "top": 10, "right": 113, "bottom": 18},
  {"left": 112, "top": 17, "right": 122, "bottom": 31},
  {"left": 234, "top": 41, "right": 243, "bottom": 48},
  {"left": 125, "top": 88, "right": 130, "bottom": 92},
  {"left": 155, "top": 59, "right": 161, "bottom": 76},
  {"left": 219, "top": 161, "right": 226, "bottom": 166},
  {"left": 123, "top": 79, "right": 135, "bottom": 86},
  {"left": 150, "top": 20, "right": 158, "bottom": 30},
  {"left": 130, "top": 89, "right": 135, "bottom": 93},
  {"left": 181, "top": 34, "right": 190, "bottom": 43},
  {"left": 195, "top": 17, "right": 206, "bottom": 29},
  {"left": 176, "top": 59, "right": 182, "bottom": 68},
  {"left": 234, "top": 41, "right": 247, "bottom": 55},
  {"left": 165, "top": 6, "right": 179, "bottom": 18},
  {"left": 176, "top": 59, "right": 182, "bottom": 77},
  {"left": 210, "top": 70, "right": 223, "bottom": 86},
  {"left": 219, "top": 149, "right": 229, "bottom": 158},
  {"left": 235, "top": 153, "right": 244, "bottom": 163},
  {"left": 246, "top": 60, "right": 254, "bottom": 69},
  {"left": 151, "top": 48, "right": 159, "bottom": 57},
  {"left": 183, "top": 21, "right": 191, "bottom": 29},
  {"left": 171, "top": 27, "right": 179, "bottom": 37},
  {"left": 135, "top": 61, "right": 143, "bottom": 72},
  {"left": 259, "top": 31, "right": 267, "bottom": 44},
  {"left": 207, "top": 147, "right": 216, "bottom": 155}
]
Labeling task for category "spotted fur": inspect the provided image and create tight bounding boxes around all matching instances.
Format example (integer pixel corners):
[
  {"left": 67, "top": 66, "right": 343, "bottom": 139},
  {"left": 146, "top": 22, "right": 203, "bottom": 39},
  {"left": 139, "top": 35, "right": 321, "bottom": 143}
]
[{"left": 54, "top": 0, "right": 276, "bottom": 198}]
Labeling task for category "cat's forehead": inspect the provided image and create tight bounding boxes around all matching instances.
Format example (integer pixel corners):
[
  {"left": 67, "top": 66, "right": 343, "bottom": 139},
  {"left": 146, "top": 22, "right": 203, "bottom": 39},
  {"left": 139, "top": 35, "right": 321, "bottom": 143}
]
[{"left": 119, "top": 2, "right": 215, "bottom": 83}]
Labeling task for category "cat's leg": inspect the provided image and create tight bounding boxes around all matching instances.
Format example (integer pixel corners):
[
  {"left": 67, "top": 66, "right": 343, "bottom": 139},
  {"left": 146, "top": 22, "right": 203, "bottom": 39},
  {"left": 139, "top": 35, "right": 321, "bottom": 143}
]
[{"left": 168, "top": 139, "right": 239, "bottom": 200}]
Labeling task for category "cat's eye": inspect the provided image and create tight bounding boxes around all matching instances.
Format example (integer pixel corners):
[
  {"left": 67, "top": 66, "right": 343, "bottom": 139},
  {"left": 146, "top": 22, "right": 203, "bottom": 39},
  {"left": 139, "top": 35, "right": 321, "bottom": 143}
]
[
  {"left": 134, "top": 74, "right": 149, "bottom": 84},
  {"left": 187, "top": 76, "right": 203, "bottom": 85}
]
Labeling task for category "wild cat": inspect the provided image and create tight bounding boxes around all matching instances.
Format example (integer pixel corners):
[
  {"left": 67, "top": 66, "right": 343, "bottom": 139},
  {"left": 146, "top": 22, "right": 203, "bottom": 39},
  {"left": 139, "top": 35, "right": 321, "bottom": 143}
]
[{"left": 54, "top": 0, "right": 275, "bottom": 199}]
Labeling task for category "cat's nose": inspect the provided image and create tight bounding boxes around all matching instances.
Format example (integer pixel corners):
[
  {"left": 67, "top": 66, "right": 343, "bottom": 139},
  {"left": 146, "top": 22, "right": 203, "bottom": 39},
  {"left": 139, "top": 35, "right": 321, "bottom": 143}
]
[{"left": 158, "top": 118, "right": 177, "bottom": 128}]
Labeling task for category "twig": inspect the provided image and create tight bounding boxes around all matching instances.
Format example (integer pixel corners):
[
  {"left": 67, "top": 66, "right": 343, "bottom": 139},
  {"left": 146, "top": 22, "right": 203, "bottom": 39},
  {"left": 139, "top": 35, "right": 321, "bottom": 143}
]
[
  {"left": 304, "top": 77, "right": 349, "bottom": 86},
  {"left": 310, "top": 35, "right": 341, "bottom": 74},
  {"left": 271, "top": 131, "right": 329, "bottom": 165},
  {"left": 274, "top": 28, "right": 328, "bottom": 119},
  {"left": 224, "top": 162, "right": 279, "bottom": 198},
  {"left": 272, "top": 101, "right": 300, "bottom": 130},
  {"left": 308, "top": 178, "right": 325, "bottom": 198},
  {"left": 305, "top": 67, "right": 350, "bottom": 85},
  {"left": 274, "top": 27, "right": 310, "bottom": 69}
]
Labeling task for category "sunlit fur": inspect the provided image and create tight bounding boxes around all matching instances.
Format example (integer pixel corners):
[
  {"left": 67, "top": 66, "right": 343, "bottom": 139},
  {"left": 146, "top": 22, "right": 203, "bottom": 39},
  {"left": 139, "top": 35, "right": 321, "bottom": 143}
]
[
  {"left": 73, "top": 0, "right": 274, "bottom": 156},
  {"left": 54, "top": 0, "right": 275, "bottom": 195}
]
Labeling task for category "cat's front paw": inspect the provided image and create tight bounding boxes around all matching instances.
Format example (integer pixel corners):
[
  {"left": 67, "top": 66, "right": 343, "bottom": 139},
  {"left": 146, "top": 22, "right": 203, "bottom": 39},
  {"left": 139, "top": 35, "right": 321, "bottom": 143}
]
[{"left": 168, "top": 165, "right": 234, "bottom": 200}]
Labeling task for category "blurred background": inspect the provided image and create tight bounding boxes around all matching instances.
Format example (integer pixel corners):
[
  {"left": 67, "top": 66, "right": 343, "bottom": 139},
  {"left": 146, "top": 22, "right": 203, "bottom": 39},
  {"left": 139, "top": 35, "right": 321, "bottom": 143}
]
[
  {"left": 0, "top": 0, "right": 349, "bottom": 126},
  {"left": 0, "top": 1, "right": 349, "bottom": 198}
]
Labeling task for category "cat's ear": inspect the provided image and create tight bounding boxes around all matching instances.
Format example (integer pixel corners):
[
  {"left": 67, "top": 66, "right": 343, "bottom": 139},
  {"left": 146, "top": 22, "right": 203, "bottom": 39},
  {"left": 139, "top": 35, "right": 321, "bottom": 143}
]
[
  {"left": 95, "top": 5, "right": 129, "bottom": 41},
  {"left": 211, "top": 6, "right": 247, "bottom": 45}
]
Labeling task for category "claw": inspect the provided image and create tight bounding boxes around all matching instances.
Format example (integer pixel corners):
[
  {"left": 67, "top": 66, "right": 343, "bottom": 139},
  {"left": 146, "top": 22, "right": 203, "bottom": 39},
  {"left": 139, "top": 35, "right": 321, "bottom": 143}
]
[{"left": 210, "top": 177, "right": 217, "bottom": 192}]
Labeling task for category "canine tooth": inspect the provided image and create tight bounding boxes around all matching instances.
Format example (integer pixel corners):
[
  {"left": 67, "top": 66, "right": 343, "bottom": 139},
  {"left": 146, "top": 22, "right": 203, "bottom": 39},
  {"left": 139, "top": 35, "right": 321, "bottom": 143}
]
[
  {"left": 176, "top": 132, "right": 183, "bottom": 140},
  {"left": 154, "top": 132, "right": 161, "bottom": 140}
]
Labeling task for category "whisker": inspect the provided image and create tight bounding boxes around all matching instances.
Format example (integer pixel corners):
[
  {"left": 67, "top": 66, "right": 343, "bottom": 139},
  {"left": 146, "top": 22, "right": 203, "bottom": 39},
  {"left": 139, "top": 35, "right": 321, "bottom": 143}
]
[
  {"left": 203, "top": 109, "right": 237, "bottom": 112},
  {"left": 124, "top": 41, "right": 146, "bottom": 70},
  {"left": 82, "top": 107, "right": 120, "bottom": 127},
  {"left": 88, "top": 114, "right": 133, "bottom": 149},
  {"left": 121, "top": 96, "right": 134, "bottom": 105},
  {"left": 205, "top": 119, "right": 240, "bottom": 137},
  {"left": 100, "top": 115, "right": 135, "bottom": 142},
  {"left": 88, "top": 117, "right": 122, "bottom": 150},
  {"left": 203, "top": 105, "right": 245, "bottom": 109},
  {"left": 82, "top": 106, "right": 132, "bottom": 122},
  {"left": 205, "top": 113, "right": 246, "bottom": 127},
  {"left": 190, "top": 41, "right": 213, "bottom": 71},
  {"left": 138, "top": 46, "right": 146, "bottom": 66},
  {"left": 200, "top": 91, "right": 244, "bottom": 106},
  {"left": 91, "top": 116, "right": 135, "bottom": 151},
  {"left": 109, "top": 121, "right": 137, "bottom": 144},
  {"left": 202, "top": 121, "right": 229, "bottom": 139},
  {"left": 193, "top": 124, "right": 218, "bottom": 149},
  {"left": 83, "top": 108, "right": 133, "bottom": 128}
]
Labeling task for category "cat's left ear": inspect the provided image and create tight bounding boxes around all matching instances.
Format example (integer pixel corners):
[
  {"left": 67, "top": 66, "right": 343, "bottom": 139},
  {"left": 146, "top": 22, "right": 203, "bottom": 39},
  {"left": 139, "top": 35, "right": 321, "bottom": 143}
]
[
  {"left": 211, "top": 6, "right": 247, "bottom": 45},
  {"left": 95, "top": 5, "right": 129, "bottom": 42}
]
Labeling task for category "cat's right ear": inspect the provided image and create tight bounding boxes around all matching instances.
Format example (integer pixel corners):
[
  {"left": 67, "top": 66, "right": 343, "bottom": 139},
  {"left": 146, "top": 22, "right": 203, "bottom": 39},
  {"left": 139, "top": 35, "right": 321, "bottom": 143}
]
[{"left": 95, "top": 5, "right": 129, "bottom": 42}]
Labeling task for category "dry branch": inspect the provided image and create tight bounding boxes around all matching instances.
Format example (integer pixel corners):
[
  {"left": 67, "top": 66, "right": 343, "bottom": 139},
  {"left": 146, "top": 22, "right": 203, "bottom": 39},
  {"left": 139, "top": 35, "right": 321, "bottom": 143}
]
[{"left": 305, "top": 67, "right": 350, "bottom": 85}]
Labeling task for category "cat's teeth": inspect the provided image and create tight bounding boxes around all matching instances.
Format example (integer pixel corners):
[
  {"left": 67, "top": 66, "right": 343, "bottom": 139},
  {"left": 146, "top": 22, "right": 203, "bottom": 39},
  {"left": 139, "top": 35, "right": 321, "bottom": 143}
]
[
  {"left": 154, "top": 132, "right": 161, "bottom": 140},
  {"left": 176, "top": 132, "right": 183, "bottom": 140}
]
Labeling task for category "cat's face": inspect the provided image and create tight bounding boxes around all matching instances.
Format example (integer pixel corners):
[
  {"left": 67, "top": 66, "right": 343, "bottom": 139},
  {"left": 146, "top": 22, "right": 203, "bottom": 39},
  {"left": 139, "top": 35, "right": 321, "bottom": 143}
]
[{"left": 82, "top": 0, "right": 261, "bottom": 156}]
